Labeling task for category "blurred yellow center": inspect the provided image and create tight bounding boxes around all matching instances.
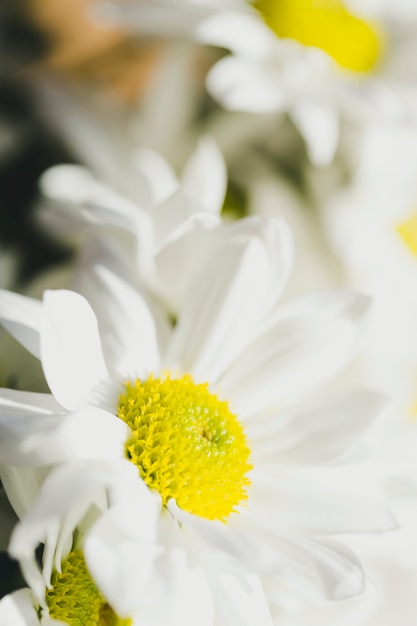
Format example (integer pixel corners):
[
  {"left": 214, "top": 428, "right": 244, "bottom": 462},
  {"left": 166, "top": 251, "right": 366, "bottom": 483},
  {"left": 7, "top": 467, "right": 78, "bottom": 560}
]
[
  {"left": 46, "top": 550, "right": 132, "bottom": 626},
  {"left": 255, "top": 0, "right": 383, "bottom": 72},
  {"left": 396, "top": 212, "right": 417, "bottom": 256},
  {"left": 118, "top": 374, "right": 252, "bottom": 521}
]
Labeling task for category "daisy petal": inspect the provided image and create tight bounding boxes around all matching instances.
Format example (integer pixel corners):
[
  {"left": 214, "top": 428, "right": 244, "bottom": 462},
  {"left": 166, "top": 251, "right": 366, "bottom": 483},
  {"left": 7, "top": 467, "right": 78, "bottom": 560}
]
[
  {"left": 245, "top": 465, "right": 396, "bottom": 535},
  {"left": 0, "top": 289, "right": 41, "bottom": 358},
  {"left": 9, "top": 461, "right": 134, "bottom": 568},
  {"left": 84, "top": 505, "right": 165, "bottom": 618},
  {"left": 0, "top": 404, "right": 128, "bottom": 466},
  {"left": 181, "top": 136, "right": 227, "bottom": 214},
  {"left": 206, "top": 57, "right": 287, "bottom": 114},
  {"left": 74, "top": 238, "right": 160, "bottom": 378},
  {"left": 39, "top": 165, "right": 147, "bottom": 234},
  {"left": 155, "top": 212, "right": 220, "bottom": 314},
  {"left": 0, "top": 388, "right": 63, "bottom": 414},
  {"left": 0, "top": 466, "right": 47, "bottom": 521},
  {"left": 221, "top": 316, "right": 359, "bottom": 416},
  {"left": 273, "top": 289, "right": 371, "bottom": 326},
  {"left": 168, "top": 217, "right": 293, "bottom": 380},
  {"left": 169, "top": 502, "right": 365, "bottom": 600},
  {"left": 268, "top": 535, "right": 366, "bottom": 601},
  {"left": 0, "top": 589, "right": 39, "bottom": 626},
  {"left": 215, "top": 573, "right": 274, "bottom": 626},
  {"left": 291, "top": 102, "right": 340, "bottom": 167},
  {"left": 197, "top": 13, "right": 277, "bottom": 59},
  {"left": 246, "top": 388, "right": 387, "bottom": 465},
  {"left": 41, "top": 290, "right": 108, "bottom": 410},
  {"left": 132, "top": 147, "right": 178, "bottom": 204}
]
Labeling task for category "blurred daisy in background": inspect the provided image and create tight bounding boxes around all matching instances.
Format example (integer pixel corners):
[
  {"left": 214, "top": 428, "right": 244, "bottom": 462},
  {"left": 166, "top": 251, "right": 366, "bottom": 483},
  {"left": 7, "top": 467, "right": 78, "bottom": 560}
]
[
  {"left": 38, "top": 135, "right": 226, "bottom": 317},
  {"left": 196, "top": 0, "right": 417, "bottom": 165}
]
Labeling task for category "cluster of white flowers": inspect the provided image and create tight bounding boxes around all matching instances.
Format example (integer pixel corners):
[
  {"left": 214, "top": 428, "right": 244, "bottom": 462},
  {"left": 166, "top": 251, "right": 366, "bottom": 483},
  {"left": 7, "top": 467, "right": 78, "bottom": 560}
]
[{"left": 0, "top": 1, "right": 417, "bottom": 625}]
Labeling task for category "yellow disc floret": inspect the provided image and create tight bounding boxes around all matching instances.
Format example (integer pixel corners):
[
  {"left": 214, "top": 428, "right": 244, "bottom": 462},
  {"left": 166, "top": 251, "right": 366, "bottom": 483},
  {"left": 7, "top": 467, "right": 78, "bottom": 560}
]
[
  {"left": 255, "top": 0, "right": 384, "bottom": 73},
  {"left": 46, "top": 550, "right": 132, "bottom": 626},
  {"left": 118, "top": 374, "right": 252, "bottom": 521}
]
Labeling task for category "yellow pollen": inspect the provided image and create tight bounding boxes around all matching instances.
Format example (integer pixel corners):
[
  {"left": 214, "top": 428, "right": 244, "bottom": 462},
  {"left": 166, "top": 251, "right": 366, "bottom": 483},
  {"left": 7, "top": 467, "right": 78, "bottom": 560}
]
[
  {"left": 46, "top": 550, "right": 132, "bottom": 626},
  {"left": 254, "top": 0, "right": 384, "bottom": 72},
  {"left": 396, "top": 212, "right": 417, "bottom": 256},
  {"left": 117, "top": 374, "right": 252, "bottom": 521}
]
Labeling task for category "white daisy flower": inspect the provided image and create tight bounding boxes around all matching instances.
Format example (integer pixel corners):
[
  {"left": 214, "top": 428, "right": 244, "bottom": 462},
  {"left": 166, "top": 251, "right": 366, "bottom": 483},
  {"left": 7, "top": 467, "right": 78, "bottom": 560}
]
[
  {"left": 39, "top": 136, "right": 226, "bottom": 317},
  {"left": 0, "top": 459, "right": 211, "bottom": 626},
  {"left": 197, "top": 1, "right": 417, "bottom": 165},
  {"left": 0, "top": 214, "right": 394, "bottom": 623}
]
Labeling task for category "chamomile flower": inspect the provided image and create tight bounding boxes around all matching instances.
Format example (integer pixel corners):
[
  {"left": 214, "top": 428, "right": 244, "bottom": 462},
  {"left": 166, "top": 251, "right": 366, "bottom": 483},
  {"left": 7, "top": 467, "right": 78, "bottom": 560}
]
[
  {"left": 0, "top": 215, "right": 394, "bottom": 624},
  {"left": 0, "top": 460, "right": 210, "bottom": 626},
  {"left": 39, "top": 136, "right": 226, "bottom": 317},
  {"left": 197, "top": 1, "right": 417, "bottom": 165}
]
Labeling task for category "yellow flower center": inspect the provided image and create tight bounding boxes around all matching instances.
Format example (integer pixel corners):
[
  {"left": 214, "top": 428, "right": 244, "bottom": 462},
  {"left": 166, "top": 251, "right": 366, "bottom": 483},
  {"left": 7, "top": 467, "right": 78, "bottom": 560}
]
[
  {"left": 117, "top": 374, "right": 252, "bottom": 521},
  {"left": 46, "top": 550, "right": 132, "bottom": 626},
  {"left": 254, "top": 0, "right": 384, "bottom": 72},
  {"left": 396, "top": 212, "right": 417, "bottom": 256}
]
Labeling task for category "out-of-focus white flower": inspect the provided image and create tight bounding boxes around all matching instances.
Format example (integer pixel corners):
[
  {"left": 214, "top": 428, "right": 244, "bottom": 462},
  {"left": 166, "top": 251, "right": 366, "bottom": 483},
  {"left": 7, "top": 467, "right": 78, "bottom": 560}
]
[
  {"left": 39, "top": 136, "right": 226, "bottom": 316},
  {"left": 0, "top": 214, "right": 395, "bottom": 623},
  {"left": 319, "top": 123, "right": 417, "bottom": 508},
  {"left": 322, "top": 124, "right": 417, "bottom": 364},
  {"left": 197, "top": 1, "right": 417, "bottom": 165},
  {"left": 246, "top": 170, "right": 344, "bottom": 299}
]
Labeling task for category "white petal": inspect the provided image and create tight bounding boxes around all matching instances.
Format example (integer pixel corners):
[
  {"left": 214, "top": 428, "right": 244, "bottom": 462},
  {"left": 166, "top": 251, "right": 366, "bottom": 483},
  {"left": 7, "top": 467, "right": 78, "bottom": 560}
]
[
  {"left": 206, "top": 57, "right": 287, "bottom": 113},
  {"left": 246, "top": 388, "right": 387, "bottom": 465},
  {"left": 74, "top": 238, "right": 160, "bottom": 378},
  {"left": 267, "top": 535, "right": 366, "bottom": 601},
  {"left": 9, "top": 463, "right": 120, "bottom": 600},
  {"left": 291, "top": 102, "right": 340, "bottom": 167},
  {"left": 263, "top": 289, "right": 371, "bottom": 333},
  {"left": 41, "top": 290, "right": 108, "bottom": 410},
  {"left": 0, "top": 290, "right": 41, "bottom": 358},
  {"left": 214, "top": 573, "right": 274, "bottom": 626},
  {"left": 169, "top": 500, "right": 281, "bottom": 572},
  {"left": 132, "top": 148, "right": 178, "bottom": 204},
  {"left": 221, "top": 316, "right": 359, "bottom": 417},
  {"left": 155, "top": 212, "right": 220, "bottom": 314},
  {"left": 245, "top": 465, "right": 396, "bottom": 535},
  {"left": 0, "top": 403, "right": 128, "bottom": 466},
  {"left": 84, "top": 505, "right": 164, "bottom": 617},
  {"left": 181, "top": 136, "right": 227, "bottom": 214},
  {"left": 9, "top": 461, "right": 135, "bottom": 577},
  {"left": 0, "top": 388, "right": 63, "bottom": 414},
  {"left": 167, "top": 217, "right": 293, "bottom": 381},
  {"left": 169, "top": 501, "right": 365, "bottom": 599},
  {"left": 39, "top": 165, "right": 148, "bottom": 234},
  {"left": 0, "top": 589, "right": 39, "bottom": 626},
  {"left": 85, "top": 479, "right": 213, "bottom": 626},
  {"left": 0, "top": 466, "right": 47, "bottom": 520},
  {"left": 197, "top": 12, "right": 277, "bottom": 59},
  {"left": 152, "top": 188, "right": 210, "bottom": 249}
]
